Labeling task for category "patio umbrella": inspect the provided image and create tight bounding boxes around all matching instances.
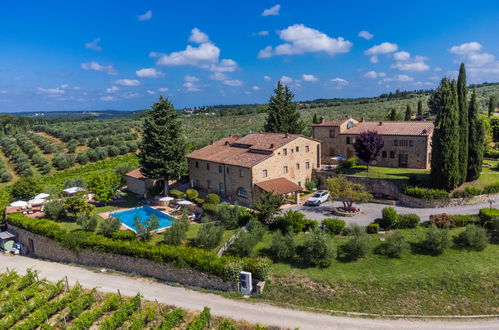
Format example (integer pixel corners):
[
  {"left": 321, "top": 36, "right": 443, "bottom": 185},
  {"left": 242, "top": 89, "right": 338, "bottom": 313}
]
[
  {"left": 331, "top": 156, "right": 347, "bottom": 161},
  {"left": 177, "top": 200, "right": 193, "bottom": 206},
  {"left": 159, "top": 196, "right": 174, "bottom": 202},
  {"left": 28, "top": 198, "right": 46, "bottom": 206},
  {"left": 63, "top": 187, "right": 85, "bottom": 194},
  {"left": 10, "top": 200, "right": 28, "bottom": 207},
  {"left": 34, "top": 193, "right": 50, "bottom": 199}
]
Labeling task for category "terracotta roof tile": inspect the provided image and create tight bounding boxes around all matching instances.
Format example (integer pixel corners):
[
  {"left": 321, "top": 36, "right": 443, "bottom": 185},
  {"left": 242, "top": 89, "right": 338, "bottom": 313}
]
[
  {"left": 255, "top": 178, "right": 303, "bottom": 194},
  {"left": 342, "top": 121, "right": 434, "bottom": 136},
  {"left": 125, "top": 169, "right": 147, "bottom": 179},
  {"left": 310, "top": 118, "right": 350, "bottom": 127}
]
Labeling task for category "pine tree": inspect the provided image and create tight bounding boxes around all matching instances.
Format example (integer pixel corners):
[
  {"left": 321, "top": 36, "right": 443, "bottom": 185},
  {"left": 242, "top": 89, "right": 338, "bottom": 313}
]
[
  {"left": 467, "top": 90, "right": 485, "bottom": 181},
  {"left": 457, "top": 63, "right": 468, "bottom": 184},
  {"left": 139, "top": 96, "right": 186, "bottom": 196},
  {"left": 417, "top": 100, "right": 423, "bottom": 116},
  {"left": 404, "top": 104, "right": 412, "bottom": 120},
  {"left": 489, "top": 95, "right": 497, "bottom": 117},
  {"left": 312, "top": 113, "right": 319, "bottom": 124},
  {"left": 264, "top": 81, "right": 305, "bottom": 134},
  {"left": 430, "top": 78, "right": 461, "bottom": 191}
]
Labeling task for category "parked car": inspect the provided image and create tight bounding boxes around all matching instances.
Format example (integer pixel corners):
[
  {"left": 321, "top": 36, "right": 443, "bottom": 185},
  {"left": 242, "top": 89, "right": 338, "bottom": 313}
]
[{"left": 305, "top": 190, "right": 330, "bottom": 206}]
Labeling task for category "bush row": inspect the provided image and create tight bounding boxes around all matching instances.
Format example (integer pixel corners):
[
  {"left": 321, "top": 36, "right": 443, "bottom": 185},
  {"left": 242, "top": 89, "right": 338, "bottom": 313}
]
[
  {"left": 401, "top": 185, "right": 450, "bottom": 200},
  {"left": 7, "top": 213, "right": 271, "bottom": 282}
]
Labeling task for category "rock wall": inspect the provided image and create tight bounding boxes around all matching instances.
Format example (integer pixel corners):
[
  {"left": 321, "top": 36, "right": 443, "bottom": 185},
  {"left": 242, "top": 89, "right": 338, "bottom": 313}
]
[
  {"left": 8, "top": 224, "right": 238, "bottom": 291},
  {"left": 315, "top": 170, "right": 498, "bottom": 208}
]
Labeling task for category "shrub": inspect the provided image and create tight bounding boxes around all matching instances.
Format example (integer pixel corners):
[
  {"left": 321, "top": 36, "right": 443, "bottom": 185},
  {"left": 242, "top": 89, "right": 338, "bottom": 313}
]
[
  {"left": 185, "top": 189, "right": 199, "bottom": 201},
  {"left": 111, "top": 230, "right": 136, "bottom": 241},
  {"left": 11, "top": 176, "right": 42, "bottom": 199},
  {"left": 340, "top": 233, "right": 370, "bottom": 261},
  {"left": 395, "top": 214, "right": 420, "bottom": 229},
  {"left": 164, "top": 212, "right": 190, "bottom": 246},
  {"left": 336, "top": 157, "right": 357, "bottom": 173},
  {"left": 270, "top": 232, "right": 295, "bottom": 261},
  {"left": 451, "top": 214, "right": 480, "bottom": 227},
  {"left": 43, "top": 200, "right": 66, "bottom": 221},
  {"left": 201, "top": 203, "right": 219, "bottom": 216},
  {"left": 170, "top": 190, "right": 185, "bottom": 199},
  {"left": 99, "top": 217, "right": 121, "bottom": 238},
  {"left": 322, "top": 218, "right": 345, "bottom": 235},
  {"left": 195, "top": 222, "right": 223, "bottom": 250},
  {"left": 76, "top": 212, "right": 99, "bottom": 232},
  {"left": 454, "top": 225, "right": 488, "bottom": 251},
  {"left": 379, "top": 207, "right": 398, "bottom": 230},
  {"left": 453, "top": 186, "right": 484, "bottom": 198},
  {"left": 422, "top": 226, "right": 451, "bottom": 255},
  {"left": 205, "top": 193, "right": 220, "bottom": 204},
  {"left": 483, "top": 182, "right": 499, "bottom": 194},
  {"left": 271, "top": 210, "right": 310, "bottom": 233},
  {"left": 193, "top": 197, "right": 205, "bottom": 205},
  {"left": 379, "top": 231, "right": 408, "bottom": 258},
  {"left": 366, "top": 223, "right": 380, "bottom": 234},
  {"left": 305, "top": 178, "right": 318, "bottom": 191},
  {"left": 429, "top": 213, "right": 454, "bottom": 228},
  {"left": 300, "top": 228, "right": 336, "bottom": 267},
  {"left": 217, "top": 203, "right": 241, "bottom": 229},
  {"left": 303, "top": 219, "right": 318, "bottom": 232},
  {"left": 342, "top": 223, "right": 366, "bottom": 236},
  {"left": 401, "top": 186, "right": 449, "bottom": 200},
  {"left": 479, "top": 208, "right": 499, "bottom": 223}
]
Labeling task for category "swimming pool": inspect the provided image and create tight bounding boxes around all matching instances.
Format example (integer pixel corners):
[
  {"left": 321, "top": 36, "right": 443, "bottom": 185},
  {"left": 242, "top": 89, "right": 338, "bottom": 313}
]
[{"left": 110, "top": 206, "right": 174, "bottom": 232}]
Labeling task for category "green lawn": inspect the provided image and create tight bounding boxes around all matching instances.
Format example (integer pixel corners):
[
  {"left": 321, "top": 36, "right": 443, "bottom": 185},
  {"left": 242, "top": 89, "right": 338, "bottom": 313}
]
[
  {"left": 343, "top": 165, "right": 430, "bottom": 187},
  {"left": 251, "top": 228, "right": 499, "bottom": 316},
  {"left": 459, "top": 160, "right": 499, "bottom": 190}
]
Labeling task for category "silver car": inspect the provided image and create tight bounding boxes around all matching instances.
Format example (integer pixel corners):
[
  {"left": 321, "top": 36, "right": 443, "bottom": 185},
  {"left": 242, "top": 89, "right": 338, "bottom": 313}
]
[{"left": 305, "top": 190, "right": 330, "bottom": 206}]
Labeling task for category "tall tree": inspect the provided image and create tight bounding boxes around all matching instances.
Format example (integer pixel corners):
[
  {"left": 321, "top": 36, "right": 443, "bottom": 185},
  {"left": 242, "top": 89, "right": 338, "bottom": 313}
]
[
  {"left": 312, "top": 113, "right": 319, "bottom": 124},
  {"left": 264, "top": 81, "right": 305, "bottom": 134},
  {"left": 457, "top": 63, "right": 469, "bottom": 184},
  {"left": 404, "top": 104, "right": 412, "bottom": 120},
  {"left": 417, "top": 100, "right": 423, "bottom": 116},
  {"left": 467, "top": 90, "right": 485, "bottom": 181},
  {"left": 139, "top": 96, "right": 186, "bottom": 196},
  {"left": 489, "top": 95, "right": 497, "bottom": 117},
  {"left": 387, "top": 108, "right": 400, "bottom": 121},
  {"left": 430, "top": 78, "right": 461, "bottom": 191},
  {"left": 353, "top": 131, "right": 384, "bottom": 171}
]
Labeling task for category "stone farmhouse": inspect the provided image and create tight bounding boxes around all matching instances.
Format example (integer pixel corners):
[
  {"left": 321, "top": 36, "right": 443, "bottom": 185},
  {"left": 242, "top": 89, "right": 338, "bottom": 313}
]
[
  {"left": 311, "top": 116, "right": 434, "bottom": 169},
  {"left": 187, "top": 133, "right": 321, "bottom": 205}
]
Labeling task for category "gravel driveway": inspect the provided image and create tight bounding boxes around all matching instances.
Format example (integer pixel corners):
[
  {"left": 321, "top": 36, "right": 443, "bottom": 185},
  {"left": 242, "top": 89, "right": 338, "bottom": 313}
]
[{"left": 292, "top": 199, "right": 496, "bottom": 225}]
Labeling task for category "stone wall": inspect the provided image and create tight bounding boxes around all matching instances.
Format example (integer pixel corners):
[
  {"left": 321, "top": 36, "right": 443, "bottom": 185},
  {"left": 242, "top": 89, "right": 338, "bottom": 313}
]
[
  {"left": 315, "top": 170, "right": 499, "bottom": 208},
  {"left": 9, "top": 224, "right": 238, "bottom": 291}
]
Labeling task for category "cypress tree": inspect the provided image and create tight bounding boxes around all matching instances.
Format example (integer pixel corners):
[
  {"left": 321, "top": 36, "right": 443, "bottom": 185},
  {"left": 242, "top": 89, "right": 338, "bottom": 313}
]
[
  {"left": 489, "top": 95, "right": 497, "bottom": 117},
  {"left": 404, "top": 104, "right": 412, "bottom": 120},
  {"left": 139, "top": 96, "right": 186, "bottom": 195},
  {"left": 388, "top": 108, "right": 399, "bottom": 121},
  {"left": 312, "top": 113, "right": 319, "bottom": 124},
  {"left": 467, "top": 90, "right": 485, "bottom": 181},
  {"left": 264, "top": 81, "right": 305, "bottom": 134},
  {"left": 430, "top": 78, "right": 461, "bottom": 191},
  {"left": 417, "top": 100, "right": 423, "bottom": 116},
  {"left": 457, "top": 63, "right": 468, "bottom": 184}
]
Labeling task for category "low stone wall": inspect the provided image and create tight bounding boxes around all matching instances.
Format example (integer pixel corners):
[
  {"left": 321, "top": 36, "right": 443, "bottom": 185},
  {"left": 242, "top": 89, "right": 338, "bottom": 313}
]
[
  {"left": 8, "top": 224, "right": 238, "bottom": 292},
  {"left": 315, "top": 170, "right": 498, "bottom": 208}
]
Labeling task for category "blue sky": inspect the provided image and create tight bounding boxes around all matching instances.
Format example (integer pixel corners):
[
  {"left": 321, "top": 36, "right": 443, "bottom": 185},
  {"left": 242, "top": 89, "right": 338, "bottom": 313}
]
[{"left": 1, "top": 1, "right": 498, "bottom": 112}]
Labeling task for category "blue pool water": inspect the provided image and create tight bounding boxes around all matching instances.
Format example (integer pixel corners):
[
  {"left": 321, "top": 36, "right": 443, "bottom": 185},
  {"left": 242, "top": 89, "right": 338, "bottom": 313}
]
[{"left": 110, "top": 206, "right": 174, "bottom": 232}]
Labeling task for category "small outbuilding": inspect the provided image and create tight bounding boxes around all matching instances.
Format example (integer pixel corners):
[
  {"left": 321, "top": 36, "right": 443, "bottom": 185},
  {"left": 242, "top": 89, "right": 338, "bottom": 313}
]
[{"left": 125, "top": 169, "right": 155, "bottom": 196}]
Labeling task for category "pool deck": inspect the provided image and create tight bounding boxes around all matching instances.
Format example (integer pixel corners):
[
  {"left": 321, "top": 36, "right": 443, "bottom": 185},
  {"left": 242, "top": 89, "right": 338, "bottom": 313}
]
[{"left": 98, "top": 205, "right": 178, "bottom": 234}]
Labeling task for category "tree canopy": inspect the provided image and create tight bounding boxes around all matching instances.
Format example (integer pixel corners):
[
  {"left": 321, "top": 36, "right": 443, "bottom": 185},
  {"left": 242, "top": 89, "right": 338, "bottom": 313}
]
[
  {"left": 264, "top": 81, "right": 305, "bottom": 134},
  {"left": 353, "top": 130, "right": 384, "bottom": 171},
  {"left": 467, "top": 90, "right": 485, "bottom": 181},
  {"left": 326, "top": 177, "right": 372, "bottom": 210}
]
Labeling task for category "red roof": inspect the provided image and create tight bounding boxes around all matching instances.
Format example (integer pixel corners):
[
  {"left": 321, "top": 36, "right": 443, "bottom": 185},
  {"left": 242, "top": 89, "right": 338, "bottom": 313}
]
[
  {"left": 125, "top": 169, "right": 147, "bottom": 180},
  {"left": 310, "top": 118, "right": 349, "bottom": 127},
  {"left": 255, "top": 178, "right": 303, "bottom": 194},
  {"left": 342, "top": 121, "right": 434, "bottom": 136}
]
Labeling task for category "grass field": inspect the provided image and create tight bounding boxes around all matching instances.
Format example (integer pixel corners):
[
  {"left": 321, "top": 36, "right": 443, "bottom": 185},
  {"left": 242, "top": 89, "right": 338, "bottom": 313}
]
[
  {"left": 250, "top": 228, "right": 499, "bottom": 316},
  {"left": 0, "top": 270, "right": 262, "bottom": 329}
]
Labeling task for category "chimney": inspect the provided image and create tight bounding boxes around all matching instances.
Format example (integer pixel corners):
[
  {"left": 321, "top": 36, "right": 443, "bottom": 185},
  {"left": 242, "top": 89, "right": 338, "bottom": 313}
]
[
  {"left": 378, "top": 121, "right": 383, "bottom": 126},
  {"left": 225, "top": 141, "right": 230, "bottom": 146},
  {"left": 319, "top": 116, "right": 325, "bottom": 124},
  {"left": 360, "top": 117, "right": 365, "bottom": 122},
  {"left": 285, "top": 132, "right": 289, "bottom": 138},
  {"left": 270, "top": 143, "right": 275, "bottom": 148}
]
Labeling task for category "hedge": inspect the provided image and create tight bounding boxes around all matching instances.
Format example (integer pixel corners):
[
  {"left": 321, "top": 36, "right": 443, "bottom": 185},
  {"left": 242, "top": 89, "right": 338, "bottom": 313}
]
[
  {"left": 7, "top": 213, "right": 271, "bottom": 282},
  {"left": 484, "top": 182, "right": 499, "bottom": 194},
  {"left": 479, "top": 208, "right": 499, "bottom": 228},
  {"left": 401, "top": 186, "right": 450, "bottom": 200}
]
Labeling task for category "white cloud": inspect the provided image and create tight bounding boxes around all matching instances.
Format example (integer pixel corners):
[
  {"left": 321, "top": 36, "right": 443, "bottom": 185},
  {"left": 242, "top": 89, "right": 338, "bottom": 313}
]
[
  {"left": 138, "top": 10, "right": 152, "bottom": 21},
  {"left": 136, "top": 68, "right": 165, "bottom": 78},
  {"left": 81, "top": 62, "right": 117, "bottom": 75},
  {"left": 147, "top": 90, "right": 155, "bottom": 95},
  {"left": 184, "top": 75, "right": 199, "bottom": 82},
  {"left": 467, "top": 52, "right": 495, "bottom": 66},
  {"left": 60, "top": 84, "right": 81, "bottom": 90},
  {"left": 262, "top": 4, "right": 281, "bottom": 16},
  {"left": 189, "top": 28, "right": 209, "bottom": 44},
  {"left": 183, "top": 82, "right": 200, "bottom": 92},
  {"left": 158, "top": 87, "right": 169, "bottom": 92},
  {"left": 391, "top": 60, "right": 430, "bottom": 72},
  {"left": 223, "top": 80, "right": 243, "bottom": 86},
  {"left": 114, "top": 79, "right": 140, "bottom": 86},
  {"left": 36, "top": 87, "right": 65, "bottom": 95},
  {"left": 331, "top": 77, "right": 348, "bottom": 84},
  {"left": 363, "top": 71, "right": 385, "bottom": 79},
  {"left": 252, "top": 86, "right": 261, "bottom": 90},
  {"left": 258, "top": 24, "right": 352, "bottom": 58},
  {"left": 209, "top": 72, "right": 227, "bottom": 81},
  {"left": 449, "top": 41, "right": 482, "bottom": 55},
  {"left": 393, "top": 51, "right": 410, "bottom": 61},
  {"left": 85, "top": 38, "right": 102, "bottom": 51},
  {"left": 302, "top": 74, "right": 318, "bottom": 82},
  {"left": 365, "top": 42, "right": 398, "bottom": 55},
  {"left": 263, "top": 75, "right": 272, "bottom": 81},
  {"left": 358, "top": 30, "right": 373, "bottom": 40},
  {"left": 106, "top": 86, "right": 120, "bottom": 93},
  {"left": 0, "top": 90, "right": 8, "bottom": 94},
  {"left": 210, "top": 59, "right": 238, "bottom": 72},
  {"left": 256, "top": 30, "right": 269, "bottom": 36},
  {"left": 370, "top": 56, "right": 379, "bottom": 63},
  {"left": 383, "top": 74, "right": 414, "bottom": 83},
  {"left": 434, "top": 67, "right": 442, "bottom": 72},
  {"left": 280, "top": 76, "right": 294, "bottom": 84},
  {"left": 100, "top": 96, "right": 115, "bottom": 101}
]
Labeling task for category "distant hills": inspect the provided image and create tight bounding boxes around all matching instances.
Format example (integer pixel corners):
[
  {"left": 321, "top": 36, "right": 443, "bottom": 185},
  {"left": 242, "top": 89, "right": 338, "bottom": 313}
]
[{"left": 9, "top": 110, "right": 143, "bottom": 119}]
